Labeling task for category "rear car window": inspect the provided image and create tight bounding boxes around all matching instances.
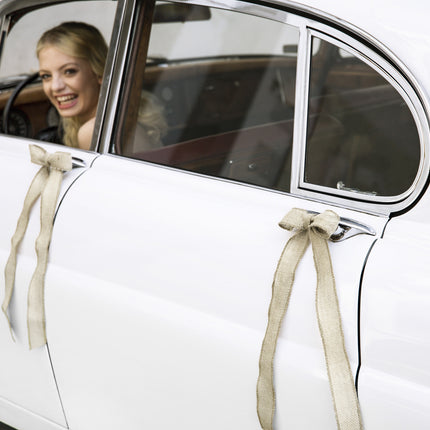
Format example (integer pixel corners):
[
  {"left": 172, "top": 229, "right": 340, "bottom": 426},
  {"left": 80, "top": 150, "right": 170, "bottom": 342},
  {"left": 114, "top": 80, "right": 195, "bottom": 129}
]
[{"left": 304, "top": 36, "right": 420, "bottom": 197}]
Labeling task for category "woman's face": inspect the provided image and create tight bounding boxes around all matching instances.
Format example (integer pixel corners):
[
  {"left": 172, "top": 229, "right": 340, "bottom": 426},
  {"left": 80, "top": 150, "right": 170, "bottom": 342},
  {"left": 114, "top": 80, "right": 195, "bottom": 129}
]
[{"left": 38, "top": 45, "right": 101, "bottom": 123}]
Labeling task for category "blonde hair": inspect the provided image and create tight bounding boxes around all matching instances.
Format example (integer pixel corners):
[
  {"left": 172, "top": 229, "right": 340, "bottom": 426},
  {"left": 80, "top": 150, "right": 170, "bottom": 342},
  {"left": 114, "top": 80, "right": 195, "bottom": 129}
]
[
  {"left": 138, "top": 91, "right": 168, "bottom": 150},
  {"left": 37, "top": 22, "right": 107, "bottom": 147}
]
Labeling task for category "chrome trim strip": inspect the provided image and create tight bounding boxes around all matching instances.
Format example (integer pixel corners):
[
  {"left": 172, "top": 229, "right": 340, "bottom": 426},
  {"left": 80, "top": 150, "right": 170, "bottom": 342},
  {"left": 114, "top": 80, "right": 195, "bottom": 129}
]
[
  {"left": 173, "top": 0, "right": 292, "bottom": 24},
  {"left": 0, "top": 15, "right": 10, "bottom": 68},
  {"left": 97, "top": 0, "right": 137, "bottom": 154},
  {"left": 94, "top": 0, "right": 131, "bottom": 153},
  {"left": 290, "top": 23, "right": 310, "bottom": 195}
]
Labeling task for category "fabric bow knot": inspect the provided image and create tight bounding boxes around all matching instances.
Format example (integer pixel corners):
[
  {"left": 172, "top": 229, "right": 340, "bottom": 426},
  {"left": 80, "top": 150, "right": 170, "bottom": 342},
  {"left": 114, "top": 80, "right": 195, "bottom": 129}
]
[
  {"left": 30, "top": 144, "right": 72, "bottom": 171},
  {"left": 279, "top": 207, "right": 339, "bottom": 239},
  {"left": 257, "top": 208, "right": 362, "bottom": 430},
  {"left": 3, "top": 145, "right": 72, "bottom": 349}
]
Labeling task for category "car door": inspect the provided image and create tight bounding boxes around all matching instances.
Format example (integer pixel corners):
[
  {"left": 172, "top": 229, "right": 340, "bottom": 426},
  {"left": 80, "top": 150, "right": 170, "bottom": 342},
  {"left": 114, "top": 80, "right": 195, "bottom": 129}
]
[
  {"left": 0, "top": 139, "right": 98, "bottom": 429},
  {"left": 0, "top": 1, "right": 117, "bottom": 429},
  {"left": 38, "top": 1, "right": 428, "bottom": 429},
  {"left": 44, "top": 154, "right": 385, "bottom": 430}
]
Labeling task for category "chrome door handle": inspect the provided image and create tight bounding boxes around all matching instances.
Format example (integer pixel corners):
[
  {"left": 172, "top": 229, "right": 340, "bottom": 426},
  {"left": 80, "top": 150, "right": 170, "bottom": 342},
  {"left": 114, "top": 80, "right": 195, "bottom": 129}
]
[
  {"left": 72, "top": 157, "right": 86, "bottom": 168},
  {"left": 308, "top": 210, "right": 376, "bottom": 242},
  {"left": 330, "top": 217, "right": 376, "bottom": 242}
]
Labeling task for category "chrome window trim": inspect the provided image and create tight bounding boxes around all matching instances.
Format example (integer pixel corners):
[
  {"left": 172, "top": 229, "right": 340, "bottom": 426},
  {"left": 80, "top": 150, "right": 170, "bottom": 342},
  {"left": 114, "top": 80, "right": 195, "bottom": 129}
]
[
  {"left": 290, "top": 20, "right": 310, "bottom": 200},
  {"left": 290, "top": 24, "right": 430, "bottom": 216},
  {"left": 104, "top": 0, "right": 429, "bottom": 216},
  {"left": 168, "top": 0, "right": 300, "bottom": 26},
  {"left": 95, "top": 0, "right": 135, "bottom": 153}
]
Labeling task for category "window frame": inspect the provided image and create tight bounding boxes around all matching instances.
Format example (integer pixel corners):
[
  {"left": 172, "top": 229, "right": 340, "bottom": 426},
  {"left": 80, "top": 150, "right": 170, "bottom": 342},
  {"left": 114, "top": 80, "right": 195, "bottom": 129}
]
[
  {"left": 106, "top": 0, "right": 430, "bottom": 217},
  {"left": 291, "top": 25, "right": 429, "bottom": 215}
]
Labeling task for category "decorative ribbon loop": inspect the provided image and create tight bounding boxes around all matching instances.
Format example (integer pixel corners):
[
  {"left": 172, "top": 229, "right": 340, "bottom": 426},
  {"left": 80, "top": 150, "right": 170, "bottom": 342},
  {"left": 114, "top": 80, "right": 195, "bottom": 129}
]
[
  {"left": 30, "top": 144, "right": 72, "bottom": 171},
  {"left": 279, "top": 207, "right": 312, "bottom": 232},
  {"left": 310, "top": 210, "right": 340, "bottom": 240},
  {"left": 3, "top": 145, "right": 72, "bottom": 349},
  {"left": 257, "top": 208, "right": 362, "bottom": 430}
]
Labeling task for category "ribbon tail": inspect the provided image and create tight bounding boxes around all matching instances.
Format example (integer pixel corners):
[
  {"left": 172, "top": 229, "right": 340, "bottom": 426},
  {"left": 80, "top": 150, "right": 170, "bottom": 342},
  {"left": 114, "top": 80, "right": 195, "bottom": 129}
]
[
  {"left": 2, "top": 166, "right": 49, "bottom": 341},
  {"left": 310, "top": 230, "right": 362, "bottom": 430},
  {"left": 28, "top": 169, "right": 64, "bottom": 349},
  {"left": 257, "top": 230, "right": 310, "bottom": 430}
]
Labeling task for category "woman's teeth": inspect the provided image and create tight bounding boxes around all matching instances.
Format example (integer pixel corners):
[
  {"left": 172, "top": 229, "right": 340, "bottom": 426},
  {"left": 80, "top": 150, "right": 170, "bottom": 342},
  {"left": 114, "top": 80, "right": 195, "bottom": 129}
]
[{"left": 57, "top": 95, "right": 77, "bottom": 105}]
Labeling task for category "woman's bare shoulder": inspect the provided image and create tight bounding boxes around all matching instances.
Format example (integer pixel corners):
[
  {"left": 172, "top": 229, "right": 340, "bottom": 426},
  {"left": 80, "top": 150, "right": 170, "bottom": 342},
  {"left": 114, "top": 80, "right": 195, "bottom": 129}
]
[{"left": 77, "top": 117, "right": 96, "bottom": 150}]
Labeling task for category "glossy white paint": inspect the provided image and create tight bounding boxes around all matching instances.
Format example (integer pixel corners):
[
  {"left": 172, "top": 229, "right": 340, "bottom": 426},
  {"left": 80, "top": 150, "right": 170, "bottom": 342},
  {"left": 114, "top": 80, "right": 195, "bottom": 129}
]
[
  {"left": 0, "top": 138, "right": 97, "bottom": 429},
  {"left": 0, "top": 396, "right": 66, "bottom": 430},
  {"left": 44, "top": 155, "right": 387, "bottom": 429},
  {"left": 359, "top": 190, "right": 430, "bottom": 429}
]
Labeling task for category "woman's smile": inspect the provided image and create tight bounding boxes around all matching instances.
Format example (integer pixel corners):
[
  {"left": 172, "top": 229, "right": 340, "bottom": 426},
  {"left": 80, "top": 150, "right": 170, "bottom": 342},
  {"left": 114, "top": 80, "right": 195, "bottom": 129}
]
[
  {"left": 38, "top": 46, "right": 101, "bottom": 123},
  {"left": 56, "top": 94, "right": 77, "bottom": 104},
  {"left": 55, "top": 93, "right": 79, "bottom": 110}
]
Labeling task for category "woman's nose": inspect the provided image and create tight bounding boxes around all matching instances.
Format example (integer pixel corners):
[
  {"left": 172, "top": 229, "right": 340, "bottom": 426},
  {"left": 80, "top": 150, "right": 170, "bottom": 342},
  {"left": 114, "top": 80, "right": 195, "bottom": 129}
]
[{"left": 51, "top": 74, "right": 65, "bottom": 92}]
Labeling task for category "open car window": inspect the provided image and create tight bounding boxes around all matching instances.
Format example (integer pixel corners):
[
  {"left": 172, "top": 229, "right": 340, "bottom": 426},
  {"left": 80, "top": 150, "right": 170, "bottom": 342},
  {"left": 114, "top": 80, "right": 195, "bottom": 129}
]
[{"left": 0, "top": 0, "right": 117, "bottom": 143}]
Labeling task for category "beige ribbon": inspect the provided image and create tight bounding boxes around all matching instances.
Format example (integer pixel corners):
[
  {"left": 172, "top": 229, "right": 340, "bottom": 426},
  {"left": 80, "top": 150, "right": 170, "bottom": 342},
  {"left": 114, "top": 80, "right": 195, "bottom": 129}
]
[
  {"left": 257, "top": 208, "right": 362, "bottom": 430},
  {"left": 2, "top": 145, "right": 72, "bottom": 349}
]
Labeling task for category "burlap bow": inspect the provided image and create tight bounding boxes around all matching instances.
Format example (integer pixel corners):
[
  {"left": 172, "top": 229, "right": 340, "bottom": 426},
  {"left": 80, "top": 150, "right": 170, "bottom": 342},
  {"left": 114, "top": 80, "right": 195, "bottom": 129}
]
[
  {"left": 257, "top": 208, "right": 362, "bottom": 430},
  {"left": 3, "top": 145, "right": 72, "bottom": 349}
]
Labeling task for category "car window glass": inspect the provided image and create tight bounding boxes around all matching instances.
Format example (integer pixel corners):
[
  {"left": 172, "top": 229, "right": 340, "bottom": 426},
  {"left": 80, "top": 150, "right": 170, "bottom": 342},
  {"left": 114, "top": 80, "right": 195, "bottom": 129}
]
[
  {"left": 0, "top": 1, "right": 117, "bottom": 145},
  {"left": 114, "top": 1, "right": 298, "bottom": 192},
  {"left": 304, "top": 37, "right": 421, "bottom": 197}
]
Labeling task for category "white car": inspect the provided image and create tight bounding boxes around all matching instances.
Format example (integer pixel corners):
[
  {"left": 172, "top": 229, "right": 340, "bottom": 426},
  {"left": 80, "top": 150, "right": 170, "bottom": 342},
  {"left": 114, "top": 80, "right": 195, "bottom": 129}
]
[{"left": 0, "top": 0, "right": 429, "bottom": 429}]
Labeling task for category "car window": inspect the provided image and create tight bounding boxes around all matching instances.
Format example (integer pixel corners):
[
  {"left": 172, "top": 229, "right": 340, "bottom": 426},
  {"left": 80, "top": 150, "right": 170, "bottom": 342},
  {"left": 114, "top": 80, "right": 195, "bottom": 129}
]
[
  {"left": 304, "top": 36, "right": 421, "bottom": 197},
  {"left": 0, "top": 1, "right": 117, "bottom": 145},
  {"left": 112, "top": 1, "right": 425, "bottom": 208},
  {"left": 113, "top": 1, "right": 298, "bottom": 192}
]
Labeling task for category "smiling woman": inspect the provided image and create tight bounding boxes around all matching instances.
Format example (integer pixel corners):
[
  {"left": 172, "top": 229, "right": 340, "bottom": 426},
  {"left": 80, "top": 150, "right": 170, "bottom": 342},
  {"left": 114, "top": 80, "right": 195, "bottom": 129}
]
[{"left": 36, "top": 21, "right": 107, "bottom": 149}]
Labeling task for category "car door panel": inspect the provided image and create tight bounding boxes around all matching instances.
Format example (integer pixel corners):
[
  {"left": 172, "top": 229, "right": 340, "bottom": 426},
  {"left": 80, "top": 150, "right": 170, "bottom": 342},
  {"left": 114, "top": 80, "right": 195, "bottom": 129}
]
[
  {"left": 0, "top": 137, "right": 98, "bottom": 429},
  {"left": 44, "top": 155, "right": 387, "bottom": 429}
]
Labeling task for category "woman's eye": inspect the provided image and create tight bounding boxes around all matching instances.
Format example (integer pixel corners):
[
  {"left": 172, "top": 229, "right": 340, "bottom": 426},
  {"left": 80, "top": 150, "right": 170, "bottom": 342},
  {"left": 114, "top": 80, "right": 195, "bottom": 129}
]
[
  {"left": 64, "top": 68, "right": 78, "bottom": 76},
  {"left": 39, "top": 73, "right": 51, "bottom": 81}
]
